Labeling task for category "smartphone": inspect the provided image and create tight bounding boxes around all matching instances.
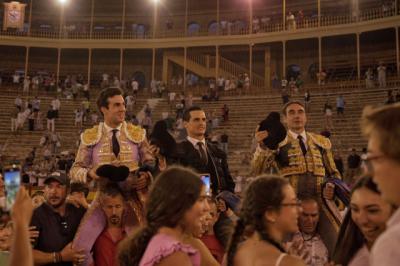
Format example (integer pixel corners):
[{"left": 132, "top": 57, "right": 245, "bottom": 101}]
[
  {"left": 200, "top": 174, "right": 211, "bottom": 197},
  {"left": 3, "top": 165, "right": 21, "bottom": 210}
]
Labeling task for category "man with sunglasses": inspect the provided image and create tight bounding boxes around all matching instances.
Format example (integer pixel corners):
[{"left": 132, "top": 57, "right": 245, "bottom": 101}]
[
  {"left": 361, "top": 103, "right": 400, "bottom": 266},
  {"left": 30, "top": 172, "right": 86, "bottom": 266}
]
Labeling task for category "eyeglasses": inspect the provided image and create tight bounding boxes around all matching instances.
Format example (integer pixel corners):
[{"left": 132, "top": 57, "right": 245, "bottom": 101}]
[
  {"left": 362, "top": 153, "right": 386, "bottom": 174},
  {"left": 281, "top": 199, "right": 302, "bottom": 208}
]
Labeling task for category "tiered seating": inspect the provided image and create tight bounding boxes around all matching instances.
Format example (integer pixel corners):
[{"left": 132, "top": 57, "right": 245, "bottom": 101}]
[
  {"left": 188, "top": 85, "right": 391, "bottom": 175},
  {"left": 0, "top": 87, "right": 159, "bottom": 160},
  {"left": 0, "top": 81, "right": 395, "bottom": 179}
]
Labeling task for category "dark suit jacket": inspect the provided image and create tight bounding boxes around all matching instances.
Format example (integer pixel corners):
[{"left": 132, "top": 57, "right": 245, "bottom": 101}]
[{"left": 172, "top": 140, "right": 235, "bottom": 195}]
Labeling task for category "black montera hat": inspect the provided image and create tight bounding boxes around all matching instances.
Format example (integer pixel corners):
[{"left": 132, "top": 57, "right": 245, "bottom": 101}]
[
  {"left": 96, "top": 164, "right": 130, "bottom": 182},
  {"left": 258, "top": 112, "right": 287, "bottom": 149}
]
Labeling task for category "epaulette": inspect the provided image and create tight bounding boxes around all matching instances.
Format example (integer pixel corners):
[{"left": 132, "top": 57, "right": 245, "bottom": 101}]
[
  {"left": 124, "top": 122, "right": 146, "bottom": 144},
  {"left": 81, "top": 124, "right": 102, "bottom": 146},
  {"left": 309, "top": 133, "right": 332, "bottom": 149}
]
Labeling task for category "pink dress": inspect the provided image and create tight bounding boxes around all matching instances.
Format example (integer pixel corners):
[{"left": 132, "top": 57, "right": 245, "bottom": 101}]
[{"left": 139, "top": 233, "right": 201, "bottom": 266}]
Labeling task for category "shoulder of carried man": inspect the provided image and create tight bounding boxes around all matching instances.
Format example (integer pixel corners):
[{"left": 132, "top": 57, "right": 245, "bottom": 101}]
[
  {"left": 81, "top": 122, "right": 147, "bottom": 146},
  {"left": 124, "top": 122, "right": 146, "bottom": 144},
  {"left": 308, "top": 132, "right": 331, "bottom": 149},
  {"left": 81, "top": 125, "right": 101, "bottom": 146}
]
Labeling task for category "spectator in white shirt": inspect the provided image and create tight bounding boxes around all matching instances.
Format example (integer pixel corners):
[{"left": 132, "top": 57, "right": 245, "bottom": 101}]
[
  {"left": 131, "top": 79, "right": 139, "bottom": 95},
  {"left": 361, "top": 104, "right": 400, "bottom": 266},
  {"left": 51, "top": 97, "right": 61, "bottom": 118}
]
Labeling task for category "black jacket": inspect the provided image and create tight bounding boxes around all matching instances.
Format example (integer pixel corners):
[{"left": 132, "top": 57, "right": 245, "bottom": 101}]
[{"left": 172, "top": 140, "right": 235, "bottom": 195}]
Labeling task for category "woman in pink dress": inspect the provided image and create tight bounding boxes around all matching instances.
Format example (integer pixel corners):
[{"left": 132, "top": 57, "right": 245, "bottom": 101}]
[
  {"left": 333, "top": 175, "right": 394, "bottom": 266},
  {"left": 118, "top": 166, "right": 210, "bottom": 266}
]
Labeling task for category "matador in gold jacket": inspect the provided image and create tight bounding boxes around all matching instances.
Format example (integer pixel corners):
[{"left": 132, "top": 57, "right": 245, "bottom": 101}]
[
  {"left": 70, "top": 88, "right": 155, "bottom": 266},
  {"left": 252, "top": 101, "right": 342, "bottom": 255}
]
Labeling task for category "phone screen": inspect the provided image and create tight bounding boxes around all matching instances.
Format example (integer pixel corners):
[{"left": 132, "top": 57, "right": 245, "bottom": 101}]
[
  {"left": 200, "top": 174, "right": 211, "bottom": 196},
  {"left": 4, "top": 168, "right": 21, "bottom": 210}
]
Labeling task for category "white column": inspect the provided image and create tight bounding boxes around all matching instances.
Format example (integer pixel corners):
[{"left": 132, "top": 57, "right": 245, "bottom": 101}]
[
  {"left": 121, "top": 0, "right": 126, "bottom": 38},
  {"left": 215, "top": 45, "right": 219, "bottom": 80},
  {"left": 90, "top": 0, "right": 94, "bottom": 38},
  {"left": 396, "top": 27, "right": 399, "bottom": 77},
  {"left": 184, "top": 0, "right": 188, "bottom": 36},
  {"left": 56, "top": 48, "right": 61, "bottom": 84},
  {"left": 58, "top": 5, "right": 64, "bottom": 38},
  {"left": 249, "top": 0, "right": 253, "bottom": 34},
  {"left": 356, "top": 33, "right": 360, "bottom": 80},
  {"left": 318, "top": 37, "right": 322, "bottom": 74},
  {"left": 28, "top": 0, "right": 33, "bottom": 36},
  {"left": 216, "top": 0, "right": 220, "bottom": 35},
  {"left": 24, "top": 47, "right": 30, "bottom": 78},
  {"left": 87, "top": 49, "right": 92, "bottom": 86},
  {"left": 283, "top": 0, "right": 286, "bottom": 30},
  {"left": 249, "top": 44, "right": 253, "bottom": 85},
  {"left": 183, "top": 47, "right": 187, "bottom": 89},
  {"left": 119, "top": 48, "right": 124, "bottom": 81},
  {"left": 152, "top": 1, "right": 157, "bottom": 38},
  {"left": 152, "top": 48, "right": 156, "bottom": 81},
  {"left": 282, "top": 41, "right": 286, "bottom": 77}
]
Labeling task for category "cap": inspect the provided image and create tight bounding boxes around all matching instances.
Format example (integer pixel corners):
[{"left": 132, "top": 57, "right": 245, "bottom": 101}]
[{"left": 44, "top": 172, "right": 68, "bottom": 186}]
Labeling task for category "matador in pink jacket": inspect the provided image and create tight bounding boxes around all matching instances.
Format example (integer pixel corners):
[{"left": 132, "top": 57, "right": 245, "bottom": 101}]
[{"left": 70, "top": 88, "right": 155, "bottom": 265}]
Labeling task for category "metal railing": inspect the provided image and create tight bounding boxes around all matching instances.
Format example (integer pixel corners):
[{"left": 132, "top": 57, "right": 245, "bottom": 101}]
[{"left": 0, "top": 7, "right": 396, "bottom": 40}]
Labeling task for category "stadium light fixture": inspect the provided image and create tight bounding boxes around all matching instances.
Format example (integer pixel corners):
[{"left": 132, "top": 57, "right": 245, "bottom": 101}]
[{"left": 58, "top": 0, "right": 68, "bottom": 5}]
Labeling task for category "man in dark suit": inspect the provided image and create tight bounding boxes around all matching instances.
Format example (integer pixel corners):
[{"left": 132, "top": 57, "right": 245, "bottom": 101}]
[{"left": 173, "top": 106, "right": 235, "bottom": 195}]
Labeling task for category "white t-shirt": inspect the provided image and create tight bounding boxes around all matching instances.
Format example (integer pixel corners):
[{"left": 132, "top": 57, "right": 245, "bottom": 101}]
[
  {"left": 13, "top": 74, "right": 20, "bottom": 83},
  {"left": 131, "top": 80, "right": 139, "bottom": 91},
  {"left": 371, "top": 208, "right": 400, "bottom": 266}
]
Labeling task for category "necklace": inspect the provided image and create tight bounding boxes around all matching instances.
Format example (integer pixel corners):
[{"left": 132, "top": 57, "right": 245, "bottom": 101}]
[{"left": 300, "top": 231, "right": 317, "bottom": 242}]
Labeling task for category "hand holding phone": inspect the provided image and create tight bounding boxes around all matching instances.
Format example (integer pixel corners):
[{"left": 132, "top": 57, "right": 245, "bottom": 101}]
[
  {"left": 3, "top": 165, "right": 21, "bottom": 210},
  {"left": 200, "top": 174, "right": 211, "bottom": 197}
]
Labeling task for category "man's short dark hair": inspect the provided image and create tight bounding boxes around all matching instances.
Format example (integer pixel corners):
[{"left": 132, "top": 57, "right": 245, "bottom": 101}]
[
  {"left": 96, "top": 87, "right": 123, "bottom": 115},
  {"left": 282, "top": 101, "right": 306, "bottom": 116},
  {"left": 299, "top": 194, "right": 320, "bottom": 210},
  {"left": 183, "top": 106, "right": 204, "bottom": 122},
  {"left": 100, "top": 182, "right": 124, "bottom": 199}
]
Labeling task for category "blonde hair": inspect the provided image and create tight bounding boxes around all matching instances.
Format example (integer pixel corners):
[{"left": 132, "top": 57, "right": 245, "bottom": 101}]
[{"left": 361, "top": 103, "right": 400, "bottom": 162}]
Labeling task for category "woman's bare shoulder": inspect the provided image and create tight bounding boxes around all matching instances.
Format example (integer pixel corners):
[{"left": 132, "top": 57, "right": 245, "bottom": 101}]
[
  {"left": 280, "top": 254, "right": 306, "bottom": 266},
  {"left": 156, "top": 251, "right": 192, "bottom": 266}
]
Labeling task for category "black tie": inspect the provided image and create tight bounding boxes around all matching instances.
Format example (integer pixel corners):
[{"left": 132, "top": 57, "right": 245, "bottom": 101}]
[
  {"left": 197, "top": 142, "right": 208, "bottom": 165},
  {"left": 112, "top": 129, "right": 120, "bottom": 157},
  {"left": 298, "top": 135, "right": 307, "bottom": 156}
]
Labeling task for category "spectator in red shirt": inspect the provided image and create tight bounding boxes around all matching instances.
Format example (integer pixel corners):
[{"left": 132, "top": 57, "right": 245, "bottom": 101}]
[
  {"left": 93, "top": 183, "right": 127, "bottom": 266},
  {"left": 200, "top": 198, "right": 225, "bottom": 263}
]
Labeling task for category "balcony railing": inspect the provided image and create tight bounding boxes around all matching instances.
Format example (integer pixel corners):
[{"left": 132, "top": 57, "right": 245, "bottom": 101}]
[{"left": 0, "top": 7, "right": 396, "bottom": 40}]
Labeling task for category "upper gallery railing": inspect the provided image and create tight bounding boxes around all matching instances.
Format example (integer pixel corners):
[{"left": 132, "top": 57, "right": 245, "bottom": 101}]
[{"left": 0, "top": 7, "right": 397, "bottom": 40}]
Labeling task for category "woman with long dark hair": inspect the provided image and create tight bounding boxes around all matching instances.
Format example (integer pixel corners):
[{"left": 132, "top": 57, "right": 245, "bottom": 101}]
[
  {"left": 333, "top": 175, "right": 393, "bottom": 266},
  {"left": 118, "top": 166, "right": 209, "bottom": 266},
  {"left": 226, "top": 175, "right": 305, "bottom": 266}
]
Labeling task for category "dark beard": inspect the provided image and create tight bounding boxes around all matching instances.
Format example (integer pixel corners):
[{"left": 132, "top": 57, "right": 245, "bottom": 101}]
[
  {"left": 109, "top": 216, "right": 121, "bottom": 226},
  {"left": 48, "top": 198, "right": 66, "bottom": 209}
]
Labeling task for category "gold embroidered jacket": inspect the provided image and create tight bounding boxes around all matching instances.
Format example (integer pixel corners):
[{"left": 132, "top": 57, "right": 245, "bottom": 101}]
[
  {"left": 70, "top": 122, "right": 154, "bottom": 183},
  {"left": 252, "top": 132, "right": 341, "bottom": 179}
]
